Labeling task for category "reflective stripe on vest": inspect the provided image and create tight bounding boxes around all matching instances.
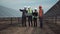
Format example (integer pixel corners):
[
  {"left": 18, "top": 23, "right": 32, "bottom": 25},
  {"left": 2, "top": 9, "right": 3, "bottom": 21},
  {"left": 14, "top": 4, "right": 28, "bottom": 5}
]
[
  {"left": 33, "top": 16, "right": 37, "bottom": 18},
  {"left": 28, "top": 9, "right": 32, "bottom": 15}
]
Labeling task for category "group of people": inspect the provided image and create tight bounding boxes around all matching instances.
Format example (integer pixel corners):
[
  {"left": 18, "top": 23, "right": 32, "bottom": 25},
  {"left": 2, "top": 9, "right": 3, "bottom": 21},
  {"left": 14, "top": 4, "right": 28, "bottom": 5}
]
[{"left": 19, "top": 6, "right": 43, "bottom": 28}]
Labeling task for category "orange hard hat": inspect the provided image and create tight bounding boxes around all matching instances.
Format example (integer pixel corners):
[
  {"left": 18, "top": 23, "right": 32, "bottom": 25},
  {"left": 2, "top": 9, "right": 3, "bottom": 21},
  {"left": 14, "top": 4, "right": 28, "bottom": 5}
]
[{"left": 39, "top": 6, "right": 42, "bottom": 8}]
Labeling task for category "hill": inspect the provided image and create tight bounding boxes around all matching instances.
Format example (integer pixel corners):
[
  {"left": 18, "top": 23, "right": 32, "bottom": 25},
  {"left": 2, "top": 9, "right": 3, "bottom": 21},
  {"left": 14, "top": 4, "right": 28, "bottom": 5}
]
[{"left": 0, "top": 6, "right": 22, "bottom": 18}]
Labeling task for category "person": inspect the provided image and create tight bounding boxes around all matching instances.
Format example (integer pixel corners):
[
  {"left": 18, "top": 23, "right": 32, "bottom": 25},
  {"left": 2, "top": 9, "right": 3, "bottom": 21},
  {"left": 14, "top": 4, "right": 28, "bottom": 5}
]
[
  {"left": 19, "top": 6, "right": 27, "bottom": 27},
  {"left": 39, "top": 6, "right": 43, "bottom": 28},
  {"left": 32, "top": 8, "right": 38, "bottom": 27},
  {"left": 27, "top": 6, "right": 33, "bottom": 27}
]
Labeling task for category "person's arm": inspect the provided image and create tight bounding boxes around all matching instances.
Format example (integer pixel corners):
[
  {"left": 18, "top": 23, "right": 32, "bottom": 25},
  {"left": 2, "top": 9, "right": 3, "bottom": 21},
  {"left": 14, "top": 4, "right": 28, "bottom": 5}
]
[
  {"left": 42, "top": 10, "right": 44, "bottom": 18},
  {"left": 32, "top": 11, "right": 34, "bottom": 16},
  {"left": 42, "top": 10, "right": 43, "bottom": 15},
  {"left": 26, "top": 10, "right": 28, "bottom": 13},
  {"left": 36, "top": 12, "right": 39, "bottom": 18},
  {"left": 19, "top": 9, "right": 24, "bottom": 12},
  {"left": 36, "top": 12, "right": 38, "bottom": 16}
]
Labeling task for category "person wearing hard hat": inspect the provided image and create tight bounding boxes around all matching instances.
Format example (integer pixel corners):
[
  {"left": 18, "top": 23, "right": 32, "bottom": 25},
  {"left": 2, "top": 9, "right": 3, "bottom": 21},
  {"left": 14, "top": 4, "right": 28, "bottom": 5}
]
[
  {"left": 32, "top": 8, "right": 38, "bottom": 27},
  {"left": 27, "top": 6, "right": 33, "bottom": 27},
  {"left": 19, "top": 6, "right": 27, "bottom": 27},
  {"left": 39, "top": 6, "right": 43, "bottom": 28}
]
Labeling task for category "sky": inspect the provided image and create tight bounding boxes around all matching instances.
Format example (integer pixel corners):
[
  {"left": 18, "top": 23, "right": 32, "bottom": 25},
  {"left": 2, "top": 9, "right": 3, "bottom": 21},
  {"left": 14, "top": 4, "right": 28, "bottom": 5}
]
[{"left": 0, "top": 0, "right": 59, "bottom": 13}]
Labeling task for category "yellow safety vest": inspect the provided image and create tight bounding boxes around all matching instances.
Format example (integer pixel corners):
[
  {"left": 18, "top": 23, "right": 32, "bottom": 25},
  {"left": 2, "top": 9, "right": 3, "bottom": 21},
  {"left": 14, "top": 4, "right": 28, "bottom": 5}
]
[{"left": 28, "top": 9, "right": 32, "bottom": 16}]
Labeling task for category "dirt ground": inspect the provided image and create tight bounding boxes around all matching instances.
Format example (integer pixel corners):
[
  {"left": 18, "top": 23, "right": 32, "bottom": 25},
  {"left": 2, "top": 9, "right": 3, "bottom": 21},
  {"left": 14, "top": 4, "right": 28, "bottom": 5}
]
[{"left": 0, "top": 23, "right": 56, "bottom": 34}]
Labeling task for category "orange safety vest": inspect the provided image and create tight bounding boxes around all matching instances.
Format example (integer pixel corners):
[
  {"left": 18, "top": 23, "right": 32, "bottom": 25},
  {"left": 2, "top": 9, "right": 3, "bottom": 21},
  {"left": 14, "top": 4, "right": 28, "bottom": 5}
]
[{"left": 39, "top": 6, "right": 43, "bottom": 17}]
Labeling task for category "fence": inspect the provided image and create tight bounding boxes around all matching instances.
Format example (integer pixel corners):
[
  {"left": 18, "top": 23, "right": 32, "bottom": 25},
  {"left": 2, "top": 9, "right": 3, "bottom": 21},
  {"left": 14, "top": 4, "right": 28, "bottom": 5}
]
[
  {"left": 0, "top": 17, "right": 22, "bottom": 25},
  {"left": 44, "top": 16, "right": 60, "bottom": 25}
]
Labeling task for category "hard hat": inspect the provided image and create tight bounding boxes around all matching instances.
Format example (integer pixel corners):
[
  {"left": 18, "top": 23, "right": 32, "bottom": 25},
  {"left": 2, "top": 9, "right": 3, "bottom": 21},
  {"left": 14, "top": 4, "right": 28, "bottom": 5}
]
[
  {"left": 24, "top": 6, "right": 27, "bottom": 8},
  {"left": 35, "top": 8, "right": 37, "bottom": 10},
  {"left": 28, "top": 6, "right": 31, "bottom": 8},
  {"left": 39, "top": 6, "right": 42, "bottom": 8}
]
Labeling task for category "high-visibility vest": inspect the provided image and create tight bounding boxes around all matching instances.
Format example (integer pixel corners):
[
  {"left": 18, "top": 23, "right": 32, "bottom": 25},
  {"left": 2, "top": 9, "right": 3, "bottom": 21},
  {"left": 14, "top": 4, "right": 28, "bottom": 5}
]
[
  {"left": 39, "top": 6, "right": 43, "bottom": 17},
  {"left": 27, "top": 9, "right": 32, "bottom": 16},
  {"left": 39, "top": 8, "right": 43, "bottom": 17}
]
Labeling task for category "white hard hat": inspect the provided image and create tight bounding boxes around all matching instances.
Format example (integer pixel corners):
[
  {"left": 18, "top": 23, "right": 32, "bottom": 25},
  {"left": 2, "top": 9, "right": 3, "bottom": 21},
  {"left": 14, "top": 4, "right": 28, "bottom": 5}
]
[
  {"left": 35, "top": 8, "right": 37, "bottom": 10},
  {"left": 28, "top": 6, "right": 31, "bottom": 8},
  {"left": 24, "top": 6, "right": 27, "bottom": 8}
]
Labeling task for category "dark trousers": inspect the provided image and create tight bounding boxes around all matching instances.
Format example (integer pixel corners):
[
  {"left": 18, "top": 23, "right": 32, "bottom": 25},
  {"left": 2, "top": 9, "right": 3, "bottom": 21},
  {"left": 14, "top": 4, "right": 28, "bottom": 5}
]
[
  {"left": 39, "top": 17, "right": 43, "bottom": 28},
  {"left": 33, "top": 18, "right": 37, "bottom": 27},
  {"left": 28, "top": 16, "right": 32, "bottom": 26},
  {"left": 22, "top": 16, "right": 26, "bottom": 27}
]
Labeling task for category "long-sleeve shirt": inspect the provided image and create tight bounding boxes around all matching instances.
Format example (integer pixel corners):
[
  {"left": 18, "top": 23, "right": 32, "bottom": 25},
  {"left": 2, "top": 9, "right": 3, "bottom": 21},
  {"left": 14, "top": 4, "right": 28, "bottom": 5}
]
[{"left": 19, "top": 9, "right": 27, "bottom": 17}]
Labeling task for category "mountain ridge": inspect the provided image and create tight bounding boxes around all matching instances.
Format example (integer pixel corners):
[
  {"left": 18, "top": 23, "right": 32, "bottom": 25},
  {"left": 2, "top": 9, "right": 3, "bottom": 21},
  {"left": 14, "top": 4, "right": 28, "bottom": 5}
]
[{"left": 0, "top": 6, "right": 22, "bottom": 18}]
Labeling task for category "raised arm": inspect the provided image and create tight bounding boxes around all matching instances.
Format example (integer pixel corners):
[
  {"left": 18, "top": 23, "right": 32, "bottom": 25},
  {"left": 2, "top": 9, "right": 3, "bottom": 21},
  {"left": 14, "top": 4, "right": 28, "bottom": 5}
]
[{"left": 19, "top": 9, "right": 24, "bottom": 12}]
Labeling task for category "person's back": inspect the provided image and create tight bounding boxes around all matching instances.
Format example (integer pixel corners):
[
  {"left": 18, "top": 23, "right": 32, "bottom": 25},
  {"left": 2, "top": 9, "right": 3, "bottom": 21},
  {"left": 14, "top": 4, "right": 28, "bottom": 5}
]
[
  {"left": 33, "top": 12, "right": 38, "bottom": 19},
  {"left": 27, "top": 7, "right": 33, "bottom": 27},
  {"left": 39, "top": 6, "right": 43, "bottom": 17},
  {"left": 33, "top": 9, "right": 38, "bottom": 27},
  {"left": 19, "top": 7, "right": 27, "bottom": 27},
  {"left": 39, "top": 6, "right": 43, "bottom": 28},
  {"left": 20, "top": 9, "right": 27, "bottom": 17}
]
